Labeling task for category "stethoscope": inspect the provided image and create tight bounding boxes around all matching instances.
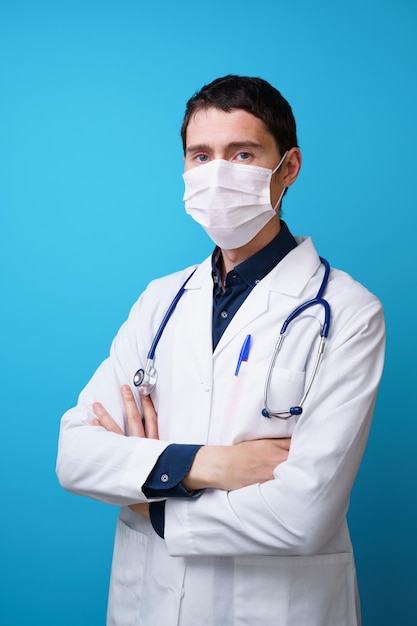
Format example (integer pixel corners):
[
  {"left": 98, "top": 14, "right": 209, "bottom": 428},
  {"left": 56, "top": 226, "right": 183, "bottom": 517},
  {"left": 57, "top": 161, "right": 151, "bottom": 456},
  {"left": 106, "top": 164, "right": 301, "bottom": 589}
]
[
  {"left": 134, "top": 258, "right": 331, "bottom": 420},
  {"left": 133, "top": 268, "right": 197, "bottom": 395},
  {"left": 262, "top": 257, "right": 330, "bottom": 419}
]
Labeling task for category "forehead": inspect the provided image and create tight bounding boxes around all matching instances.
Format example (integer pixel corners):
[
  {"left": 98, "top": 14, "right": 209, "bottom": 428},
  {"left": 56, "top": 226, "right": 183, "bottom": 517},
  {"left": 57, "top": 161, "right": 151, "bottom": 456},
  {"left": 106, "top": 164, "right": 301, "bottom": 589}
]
[{"left": 186, "top": 107, "right": 274, "bottom": 148}]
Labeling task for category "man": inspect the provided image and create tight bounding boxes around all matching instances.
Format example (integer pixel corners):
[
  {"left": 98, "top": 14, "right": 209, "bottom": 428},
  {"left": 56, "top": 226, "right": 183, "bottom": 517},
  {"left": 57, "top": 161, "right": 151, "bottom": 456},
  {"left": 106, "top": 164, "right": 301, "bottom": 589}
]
[{"left": 56, "top": 75, "right": 385, "bottom": 626}]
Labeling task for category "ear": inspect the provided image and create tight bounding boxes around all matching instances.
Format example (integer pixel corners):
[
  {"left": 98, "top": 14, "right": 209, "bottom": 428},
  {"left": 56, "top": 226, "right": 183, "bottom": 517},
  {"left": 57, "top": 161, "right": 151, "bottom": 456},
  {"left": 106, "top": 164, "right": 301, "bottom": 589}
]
[{"left": 282, "top": 147, "right": 302, "bottom": 188}]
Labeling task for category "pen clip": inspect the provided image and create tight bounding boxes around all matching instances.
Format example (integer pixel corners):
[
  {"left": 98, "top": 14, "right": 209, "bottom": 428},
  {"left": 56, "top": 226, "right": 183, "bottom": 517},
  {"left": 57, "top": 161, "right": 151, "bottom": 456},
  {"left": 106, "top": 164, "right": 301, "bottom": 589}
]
[{"left": 235, "top": 334, "right": 251, "bottom": 376}]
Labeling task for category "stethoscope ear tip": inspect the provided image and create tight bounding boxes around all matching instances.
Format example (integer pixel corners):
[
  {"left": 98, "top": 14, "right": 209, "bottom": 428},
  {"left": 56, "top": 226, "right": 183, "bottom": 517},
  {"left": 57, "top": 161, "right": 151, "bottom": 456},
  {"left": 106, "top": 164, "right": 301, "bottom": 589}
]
[{"left": 261, "top": 408, "right": 271, "bottom": 418}]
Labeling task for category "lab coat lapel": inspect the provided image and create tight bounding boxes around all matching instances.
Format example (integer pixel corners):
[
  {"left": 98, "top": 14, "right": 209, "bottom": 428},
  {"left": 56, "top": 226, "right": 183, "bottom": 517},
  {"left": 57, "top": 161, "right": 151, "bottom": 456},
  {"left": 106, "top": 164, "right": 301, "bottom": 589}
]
[
  {"left": 179, "top": 256, "right": 214, "bottom": 363},
  {"left": 213, "top": 237, "right": 321, "bottom": 356}
]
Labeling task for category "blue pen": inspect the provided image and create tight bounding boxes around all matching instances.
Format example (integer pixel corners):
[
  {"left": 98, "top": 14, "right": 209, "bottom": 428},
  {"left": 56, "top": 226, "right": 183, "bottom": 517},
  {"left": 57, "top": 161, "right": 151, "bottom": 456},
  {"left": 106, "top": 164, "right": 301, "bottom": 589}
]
[{"left": 235, "top": 334, "right": 251, "bottom": 376}]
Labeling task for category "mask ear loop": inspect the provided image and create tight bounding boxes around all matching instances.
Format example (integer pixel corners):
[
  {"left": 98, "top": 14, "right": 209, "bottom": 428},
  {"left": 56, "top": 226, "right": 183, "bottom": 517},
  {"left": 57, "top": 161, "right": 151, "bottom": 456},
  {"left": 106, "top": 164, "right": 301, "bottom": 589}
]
[
  {"left": 272, "top": 150, "right": 289, "bottom": 176},
  {"left": 271, "top": 150, "right": 289, "bottom": 211},
  {"left": 272, "top": 187, "right": 286, "bottom": 212}
]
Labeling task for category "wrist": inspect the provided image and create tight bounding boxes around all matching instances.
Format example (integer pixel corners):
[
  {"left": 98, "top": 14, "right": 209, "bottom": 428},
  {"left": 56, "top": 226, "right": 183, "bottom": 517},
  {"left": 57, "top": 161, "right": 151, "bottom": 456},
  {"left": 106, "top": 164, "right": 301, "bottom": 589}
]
[{"left": 182, "top": 445, "right": 227, "bottom": 491}]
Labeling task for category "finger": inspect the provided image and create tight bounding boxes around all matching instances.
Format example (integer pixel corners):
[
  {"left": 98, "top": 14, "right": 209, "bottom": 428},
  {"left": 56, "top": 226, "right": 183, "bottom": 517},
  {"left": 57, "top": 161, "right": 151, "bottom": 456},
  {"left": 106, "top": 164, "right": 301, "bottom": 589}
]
[
  {"left": 121, "top": 385, "right": 145, "bottom": 437},
  {"left": 141, "top": 394, "right": 159, "bottom": 440},
  {"left": 92, "top": 402, "right": 124, "bottom": 435}
]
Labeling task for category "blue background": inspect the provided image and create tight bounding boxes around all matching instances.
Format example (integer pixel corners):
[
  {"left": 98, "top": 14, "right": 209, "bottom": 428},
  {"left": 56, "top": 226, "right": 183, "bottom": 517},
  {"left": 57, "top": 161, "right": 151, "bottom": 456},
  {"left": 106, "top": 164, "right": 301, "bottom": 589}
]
[{"left": 1, "top": 1, "right": 416, "bottom": 624}]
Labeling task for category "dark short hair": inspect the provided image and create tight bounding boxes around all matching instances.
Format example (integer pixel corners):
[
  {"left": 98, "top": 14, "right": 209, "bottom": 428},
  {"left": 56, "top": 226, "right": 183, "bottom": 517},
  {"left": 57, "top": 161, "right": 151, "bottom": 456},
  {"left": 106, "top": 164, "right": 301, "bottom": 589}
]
[{"left": 181, "top": 75, "right": 298, "bottom": 156}]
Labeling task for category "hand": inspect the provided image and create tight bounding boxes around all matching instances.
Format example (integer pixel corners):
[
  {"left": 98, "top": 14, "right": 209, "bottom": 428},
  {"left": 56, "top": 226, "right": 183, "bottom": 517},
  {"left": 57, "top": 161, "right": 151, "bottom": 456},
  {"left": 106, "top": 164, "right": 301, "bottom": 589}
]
[
  {"left": 129, "top": 503, "right": 150, "bottom": 519},
  {"left": 182, "top": 438, "right": 291, "bottom": 492},
  {"left": 92, "top": 385, "right": 158, "bottom": 518},
  {"left": 92, "top": 384, "right": 159, "bottom": 439}
]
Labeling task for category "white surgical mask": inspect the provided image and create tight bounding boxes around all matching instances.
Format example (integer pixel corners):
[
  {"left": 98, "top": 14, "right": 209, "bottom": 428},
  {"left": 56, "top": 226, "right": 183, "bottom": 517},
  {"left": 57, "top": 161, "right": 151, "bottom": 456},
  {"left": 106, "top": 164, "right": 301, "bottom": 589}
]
[{"left": 182, "top": 151, "right": 288, "bottom": 249}]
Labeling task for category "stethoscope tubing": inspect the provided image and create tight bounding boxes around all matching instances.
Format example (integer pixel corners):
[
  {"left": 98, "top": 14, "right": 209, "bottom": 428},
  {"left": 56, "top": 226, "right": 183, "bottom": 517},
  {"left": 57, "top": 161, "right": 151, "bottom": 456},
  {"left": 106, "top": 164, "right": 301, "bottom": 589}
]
[
  {"left": 147, "top": 267, "right": 197, "bottom": 361},
  {"left": 133, "top": 267, "right": 197, "bottom": 393},
  {"left": 262, "top": 257, "right": 331, "bottom": 419},
  {"left": 134, "top": 257, "right": 331, "bottom": 416}
]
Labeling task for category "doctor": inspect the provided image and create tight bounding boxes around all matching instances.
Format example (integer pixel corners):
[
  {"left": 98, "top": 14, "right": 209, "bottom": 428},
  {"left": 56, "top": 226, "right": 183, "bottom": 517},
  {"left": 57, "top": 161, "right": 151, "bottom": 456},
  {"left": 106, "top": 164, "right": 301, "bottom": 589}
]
[{"left": 56, "top": 75, "right": 385, "bottom": 626}]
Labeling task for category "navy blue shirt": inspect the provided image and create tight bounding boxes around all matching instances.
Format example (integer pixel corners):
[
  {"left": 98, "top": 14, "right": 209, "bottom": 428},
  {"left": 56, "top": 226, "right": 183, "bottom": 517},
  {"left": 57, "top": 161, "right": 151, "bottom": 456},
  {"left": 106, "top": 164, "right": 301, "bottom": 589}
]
[
  {"left": 145, "top": 221, "right": 297, "bottom": 537},
  {"left": 212, "top": 221, "right": 297, "bottom": 349}
]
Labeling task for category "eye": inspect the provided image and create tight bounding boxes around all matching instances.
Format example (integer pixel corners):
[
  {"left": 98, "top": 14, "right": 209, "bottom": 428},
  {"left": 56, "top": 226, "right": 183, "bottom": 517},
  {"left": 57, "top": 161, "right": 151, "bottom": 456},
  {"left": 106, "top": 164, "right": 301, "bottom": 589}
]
[
  {"left": 195, "top": 154, "right": 209, "bottom": 163},
  {"left": 236, "top": 152, "right": 252, "bottom": 161}
]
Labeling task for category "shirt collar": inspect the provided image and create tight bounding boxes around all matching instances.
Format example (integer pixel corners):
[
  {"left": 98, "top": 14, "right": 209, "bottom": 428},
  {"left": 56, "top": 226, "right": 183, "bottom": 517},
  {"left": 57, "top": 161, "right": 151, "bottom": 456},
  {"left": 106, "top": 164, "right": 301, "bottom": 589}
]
[{"left": 211, "top": 221, "right": 297, "bottom": 287}]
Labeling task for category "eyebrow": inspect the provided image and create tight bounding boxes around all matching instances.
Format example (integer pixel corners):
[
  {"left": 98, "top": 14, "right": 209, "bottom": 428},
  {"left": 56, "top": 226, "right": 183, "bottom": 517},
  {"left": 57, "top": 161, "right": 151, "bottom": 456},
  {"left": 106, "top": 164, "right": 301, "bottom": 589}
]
[{"left": 186, "top": 141, "right": 264, "bottom": 154}]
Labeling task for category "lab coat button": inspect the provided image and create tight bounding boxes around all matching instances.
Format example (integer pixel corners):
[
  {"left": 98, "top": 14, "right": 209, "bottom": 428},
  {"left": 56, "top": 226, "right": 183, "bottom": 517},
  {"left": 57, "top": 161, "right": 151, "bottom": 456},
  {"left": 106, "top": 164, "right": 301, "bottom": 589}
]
[
  {"left": 160, "top": 474, "right": 169, "bottom": 483},
  {"left": 221, "top": 310, "right": 228, "bottom": 319}
]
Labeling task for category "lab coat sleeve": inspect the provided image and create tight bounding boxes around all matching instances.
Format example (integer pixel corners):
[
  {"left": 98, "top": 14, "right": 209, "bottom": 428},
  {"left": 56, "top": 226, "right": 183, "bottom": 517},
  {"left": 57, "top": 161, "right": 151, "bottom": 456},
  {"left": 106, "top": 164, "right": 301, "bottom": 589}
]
[
  {"left": 163, "top": 295, "right": 386, "bottom": 557},
  {"left": 56, "top": 291, "right": 170, "bottom": 506}
]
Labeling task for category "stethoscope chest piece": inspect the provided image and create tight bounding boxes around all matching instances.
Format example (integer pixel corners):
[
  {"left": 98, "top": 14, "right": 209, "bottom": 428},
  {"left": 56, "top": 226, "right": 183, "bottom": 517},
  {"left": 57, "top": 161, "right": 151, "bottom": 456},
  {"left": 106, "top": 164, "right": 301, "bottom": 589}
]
[{"left": 133, "top": 359, "right": 157, "bottom": 396}]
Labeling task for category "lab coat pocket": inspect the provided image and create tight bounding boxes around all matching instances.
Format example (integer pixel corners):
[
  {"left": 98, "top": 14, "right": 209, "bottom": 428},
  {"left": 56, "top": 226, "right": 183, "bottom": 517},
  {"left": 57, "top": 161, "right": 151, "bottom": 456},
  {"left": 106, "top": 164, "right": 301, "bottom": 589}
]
[
  {"left": 220, "top": 365, "right": 306, "bottom": 443},
  {"left": 234, "top": 552, "right": 358, "bottom": 626},
  {"left": 107, "top": 518, "right": 148, "bottom": 626},
  {"left": 265, "top": 367, "right": 306, "bottom": 416}
]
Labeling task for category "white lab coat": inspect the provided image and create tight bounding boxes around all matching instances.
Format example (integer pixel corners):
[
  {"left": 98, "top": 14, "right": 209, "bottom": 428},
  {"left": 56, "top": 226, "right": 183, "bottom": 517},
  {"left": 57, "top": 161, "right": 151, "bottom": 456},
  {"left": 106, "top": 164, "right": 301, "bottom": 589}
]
[{"left": 56, "top": 237, "right": 385, "bottom": 626}]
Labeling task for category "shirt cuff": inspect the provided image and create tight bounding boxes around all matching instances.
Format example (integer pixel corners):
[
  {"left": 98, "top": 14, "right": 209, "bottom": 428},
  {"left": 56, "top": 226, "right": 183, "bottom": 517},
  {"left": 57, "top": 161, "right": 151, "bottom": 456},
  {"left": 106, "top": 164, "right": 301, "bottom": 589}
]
[
  {"left": 149, "top": 501, "right": 166, "bottom": 538},
  {"left": 144, "top": 443, "right": 204, "bottom": 539},
  {"left": 142, "top": 443, "right": 204, "bottom": 498}
]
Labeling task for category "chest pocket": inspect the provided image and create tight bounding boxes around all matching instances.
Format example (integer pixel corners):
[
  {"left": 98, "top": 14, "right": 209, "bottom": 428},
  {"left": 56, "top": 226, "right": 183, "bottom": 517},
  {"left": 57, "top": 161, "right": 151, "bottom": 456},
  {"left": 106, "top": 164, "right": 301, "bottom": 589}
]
[
  {"left": 210, "top": 314, "right": 322, "bottom": 444},
  {"left": 263, "top": 366, "right": 306, "bottom": 415}
]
